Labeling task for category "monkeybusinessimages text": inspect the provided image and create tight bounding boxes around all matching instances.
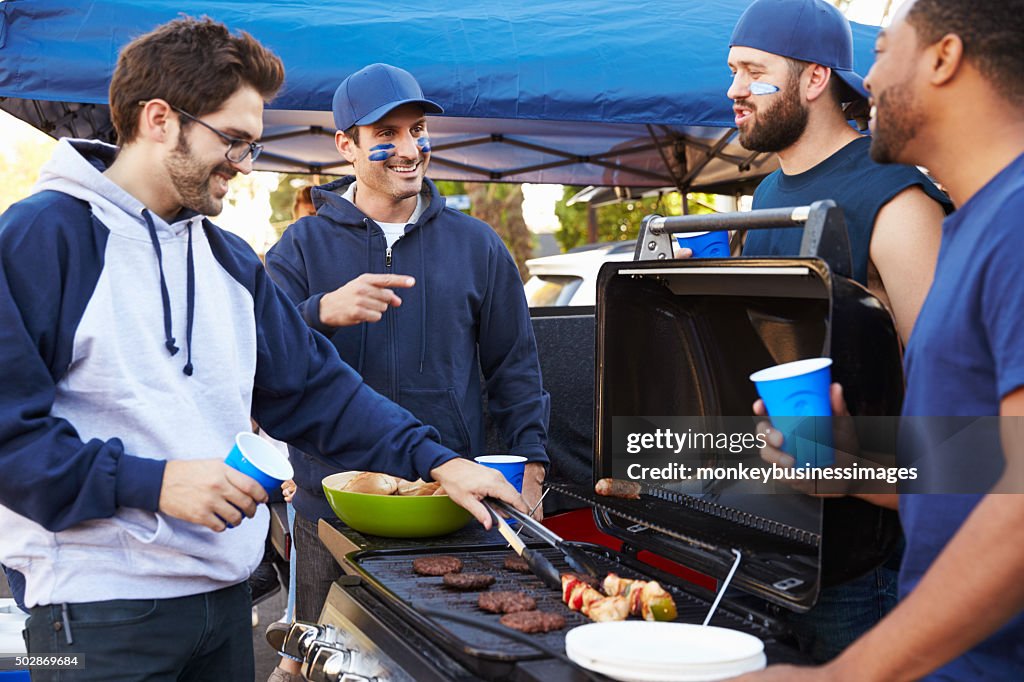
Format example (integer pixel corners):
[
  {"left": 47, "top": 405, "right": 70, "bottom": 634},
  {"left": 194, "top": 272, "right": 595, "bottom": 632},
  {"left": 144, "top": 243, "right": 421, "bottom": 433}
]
[{"left": 624, "top": 428, "right": 919, "bottom": 485}]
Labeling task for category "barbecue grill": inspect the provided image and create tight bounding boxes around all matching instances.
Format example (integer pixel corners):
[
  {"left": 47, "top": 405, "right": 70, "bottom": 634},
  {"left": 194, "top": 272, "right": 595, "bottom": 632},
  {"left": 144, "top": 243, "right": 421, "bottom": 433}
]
[{"left": 270, "top": 201, "right": 904, "bottom": 681}]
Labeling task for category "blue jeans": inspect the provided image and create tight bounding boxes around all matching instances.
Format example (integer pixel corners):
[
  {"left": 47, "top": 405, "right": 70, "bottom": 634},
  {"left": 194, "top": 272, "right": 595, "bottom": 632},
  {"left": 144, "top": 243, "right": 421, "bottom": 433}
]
[
  {"left": 782, "top": 564, "right": 899, "bottom": 662},
  {"left": 25, "top": 583, "right": 253, "bottom": 681}
]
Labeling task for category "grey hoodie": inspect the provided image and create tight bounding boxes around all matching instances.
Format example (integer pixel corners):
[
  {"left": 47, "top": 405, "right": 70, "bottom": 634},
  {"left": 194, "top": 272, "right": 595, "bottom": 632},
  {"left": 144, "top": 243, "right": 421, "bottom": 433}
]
[{"left": 0, "top": 139, "right": 265, "bottom": 606}]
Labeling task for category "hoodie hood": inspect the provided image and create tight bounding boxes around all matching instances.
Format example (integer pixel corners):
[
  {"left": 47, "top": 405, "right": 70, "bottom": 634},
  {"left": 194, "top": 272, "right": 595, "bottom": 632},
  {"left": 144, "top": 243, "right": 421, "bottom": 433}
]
[
  {"left": 33, "top": 139, "right": 201, "bottom": 239},
  {"left": 33, "top": 138, "right": 202, "bottom": 375},
  {"left": 309, "top": 175, "right": 445, "bottom": 231}
]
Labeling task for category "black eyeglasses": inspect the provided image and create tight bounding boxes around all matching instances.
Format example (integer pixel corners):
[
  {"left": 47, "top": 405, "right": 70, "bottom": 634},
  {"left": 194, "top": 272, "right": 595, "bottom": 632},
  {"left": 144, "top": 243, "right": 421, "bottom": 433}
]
[{"left": 171, "top": 105, "right": 264, "bottom": 163}]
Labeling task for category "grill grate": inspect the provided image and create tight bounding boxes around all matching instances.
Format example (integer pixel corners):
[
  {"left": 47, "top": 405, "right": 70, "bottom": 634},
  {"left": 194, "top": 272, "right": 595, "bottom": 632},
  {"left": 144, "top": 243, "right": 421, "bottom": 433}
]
[{"left": 348, "top": 544, "right": 775, "bottom": 664}]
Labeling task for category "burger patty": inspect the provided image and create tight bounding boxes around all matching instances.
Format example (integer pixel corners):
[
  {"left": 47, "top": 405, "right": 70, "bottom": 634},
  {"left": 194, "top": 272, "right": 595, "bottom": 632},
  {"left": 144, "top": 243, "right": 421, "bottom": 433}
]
[
  {"left": 503, "top": 553, "right": 531, "bottom": 573},
  {"left": 413, "top": 556, "right": 463, "bottom": 577},
  {"left": 442, "top": 572, "right": 496, "bottom": 591},
  {"left": 499, "top": 610, "right": 567, "bottom": 633},
  {"left": 478, "top": 591, "right": 537, "bottom": 614}
]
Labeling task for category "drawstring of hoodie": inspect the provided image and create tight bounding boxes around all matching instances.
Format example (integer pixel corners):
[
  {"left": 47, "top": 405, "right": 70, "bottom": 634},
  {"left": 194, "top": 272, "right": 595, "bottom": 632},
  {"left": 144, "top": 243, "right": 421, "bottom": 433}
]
[
  {"left": 142, "top": 210, "right": 178, "bottom": 357},
  {"left": 183, "top": 223, "right": 195, "bottom": 376},
  {"left": 418, "top": 233, "right": 426, "bottom": 373},
  {"left": 141, "top": 209, "right": 196, "bottom": 377}
]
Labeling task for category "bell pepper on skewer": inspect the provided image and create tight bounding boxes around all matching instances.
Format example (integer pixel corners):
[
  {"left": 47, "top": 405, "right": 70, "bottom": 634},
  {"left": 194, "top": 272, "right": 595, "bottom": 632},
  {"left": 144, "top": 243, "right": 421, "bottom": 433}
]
[{"left": 602, "top": 573, "right": 678, "bottom": 622}]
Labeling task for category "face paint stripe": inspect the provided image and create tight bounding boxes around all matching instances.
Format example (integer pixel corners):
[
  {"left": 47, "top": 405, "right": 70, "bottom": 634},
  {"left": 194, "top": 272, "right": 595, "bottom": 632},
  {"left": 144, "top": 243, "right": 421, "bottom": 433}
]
[
  {"left": 368, "top": 143, "right": 395, "bottom": 162},
  {"left": 416, "top": 136, "right": 431, "bottom": 154},
  {"left": 749, "top": 82, "right": 780, "bottom": 96}
]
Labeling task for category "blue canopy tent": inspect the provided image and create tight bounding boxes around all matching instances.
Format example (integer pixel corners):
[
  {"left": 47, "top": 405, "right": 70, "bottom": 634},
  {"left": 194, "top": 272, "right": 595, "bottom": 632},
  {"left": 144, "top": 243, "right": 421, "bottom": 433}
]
[{"left": 0, "top": 0, "right": 880, "bottom": 192}]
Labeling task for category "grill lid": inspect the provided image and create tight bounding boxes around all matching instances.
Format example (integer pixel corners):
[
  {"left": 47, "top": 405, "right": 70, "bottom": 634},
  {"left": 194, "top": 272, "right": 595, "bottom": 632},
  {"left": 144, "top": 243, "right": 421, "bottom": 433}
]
[{"left": 588, "top": 202, "right": 902, "bottom": 610}]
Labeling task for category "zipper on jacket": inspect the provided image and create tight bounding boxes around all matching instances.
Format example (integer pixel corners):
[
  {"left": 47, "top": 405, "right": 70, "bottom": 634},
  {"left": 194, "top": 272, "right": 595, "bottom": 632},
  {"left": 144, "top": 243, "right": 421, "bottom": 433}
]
[
  {"left": 385, "top": 234, "right": 403, "bottom": 269},
  {"left": 384, "top": 237, "right": 400, "bottom": 400}
]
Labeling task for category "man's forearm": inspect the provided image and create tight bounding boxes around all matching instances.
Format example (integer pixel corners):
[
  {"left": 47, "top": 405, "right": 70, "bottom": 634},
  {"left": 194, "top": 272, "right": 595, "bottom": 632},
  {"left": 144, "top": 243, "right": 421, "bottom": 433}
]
[{"left": 828, "top": 493, "right": 1024, "bottom": 682}]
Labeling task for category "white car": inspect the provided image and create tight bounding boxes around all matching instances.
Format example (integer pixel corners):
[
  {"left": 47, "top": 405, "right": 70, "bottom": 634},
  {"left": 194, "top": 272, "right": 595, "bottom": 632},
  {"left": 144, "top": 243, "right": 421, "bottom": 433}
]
[{"left": 524, "top": 241, "right": 636, "bottom": 307}]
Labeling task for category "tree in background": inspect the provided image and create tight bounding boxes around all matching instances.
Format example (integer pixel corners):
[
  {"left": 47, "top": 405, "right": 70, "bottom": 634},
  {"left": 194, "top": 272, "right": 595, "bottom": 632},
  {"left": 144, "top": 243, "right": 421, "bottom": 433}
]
[
  {"left": 0, "top": 137, "right": 56, "bottom": 214},
  {"left": 463, "top": 182, "right": 532, "bottom": 282},
  {"left": 552, "top": 186, "right": 719, "bottom": 252}
]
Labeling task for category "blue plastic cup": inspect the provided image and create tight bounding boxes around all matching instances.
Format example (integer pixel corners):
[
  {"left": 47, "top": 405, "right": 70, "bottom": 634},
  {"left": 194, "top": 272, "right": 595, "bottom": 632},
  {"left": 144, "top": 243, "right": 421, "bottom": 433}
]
[
  {"left": 474, "top": 455, "right": 527, "bottom": 491},
  {"left": 225, "top": 432, "right": 294, "bottom": 494},
  {"left": 750, "top": 358, "right": 834, "bottom": 468},
  {"left": 474, "top": 455, "right": 527, "bottom": 525},
  {"left": 676, "top": 230, "right": 730, "bottom": 258}
]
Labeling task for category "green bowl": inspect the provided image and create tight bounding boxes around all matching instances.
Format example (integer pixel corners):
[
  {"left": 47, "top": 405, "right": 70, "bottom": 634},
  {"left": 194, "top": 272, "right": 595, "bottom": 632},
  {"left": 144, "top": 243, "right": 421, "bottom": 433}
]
[{"left": 322, "top": 473, "right": 472, "bottom": 538}]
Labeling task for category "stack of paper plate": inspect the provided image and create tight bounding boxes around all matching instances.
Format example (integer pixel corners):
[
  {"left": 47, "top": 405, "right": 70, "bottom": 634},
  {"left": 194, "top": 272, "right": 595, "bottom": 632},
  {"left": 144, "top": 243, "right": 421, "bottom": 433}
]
[{"left": 565, "top": 621, "right": 766, "bottom": 681}]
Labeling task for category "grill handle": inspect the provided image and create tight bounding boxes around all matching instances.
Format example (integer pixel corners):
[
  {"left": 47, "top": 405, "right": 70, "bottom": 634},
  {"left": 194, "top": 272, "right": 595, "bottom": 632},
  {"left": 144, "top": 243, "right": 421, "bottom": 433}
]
[{"left": 634, "top": 199, "right": 853, "bottom": 279}]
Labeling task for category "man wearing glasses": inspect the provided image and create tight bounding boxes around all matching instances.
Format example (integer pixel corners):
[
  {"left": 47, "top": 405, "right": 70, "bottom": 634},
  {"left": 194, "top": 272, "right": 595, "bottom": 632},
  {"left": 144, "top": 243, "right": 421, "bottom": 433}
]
[{"left": 0, "top": 17, "right": 525, "bottom": 681}]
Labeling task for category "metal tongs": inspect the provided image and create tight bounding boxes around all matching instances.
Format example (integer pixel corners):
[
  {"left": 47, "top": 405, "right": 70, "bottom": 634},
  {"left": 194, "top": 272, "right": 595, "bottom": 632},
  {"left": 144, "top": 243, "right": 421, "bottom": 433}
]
[
  {"left": 487, "top": 498, "right": 602, "bottom": 581},
  {"left": 483, "top": 498, "right": 561, "bottom": 589}
]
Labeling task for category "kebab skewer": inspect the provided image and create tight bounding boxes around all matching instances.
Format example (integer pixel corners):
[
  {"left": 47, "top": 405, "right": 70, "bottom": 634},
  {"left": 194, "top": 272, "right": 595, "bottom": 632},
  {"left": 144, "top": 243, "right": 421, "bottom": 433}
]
[
  {"left": 561, "top": 574, "right": 630, "bottom": 622},
  {"left": 603, "top": 573, "right": 678, "bottom": 621},
  {"left": 561, "top": 572, "right": 677, "bottom": 622}
]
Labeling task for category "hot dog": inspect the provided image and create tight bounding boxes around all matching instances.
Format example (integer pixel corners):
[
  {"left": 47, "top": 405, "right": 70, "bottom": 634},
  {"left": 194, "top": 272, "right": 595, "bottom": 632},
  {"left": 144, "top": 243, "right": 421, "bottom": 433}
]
[{"left": 595, "top": 478, "right": 642, "bottom": 499}]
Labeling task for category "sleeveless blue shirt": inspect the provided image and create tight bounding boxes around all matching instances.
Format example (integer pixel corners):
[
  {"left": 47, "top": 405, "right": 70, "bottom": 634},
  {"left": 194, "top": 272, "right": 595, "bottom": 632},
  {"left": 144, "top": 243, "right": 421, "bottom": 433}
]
[{"left": 743, "top": 137, "right": 951, "bottom": 285}]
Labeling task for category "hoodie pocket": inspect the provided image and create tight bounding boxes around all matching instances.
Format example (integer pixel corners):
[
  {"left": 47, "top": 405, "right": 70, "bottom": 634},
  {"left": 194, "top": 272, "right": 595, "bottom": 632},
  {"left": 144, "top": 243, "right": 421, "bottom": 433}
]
[{"left": 398, "top": 388, "right": 472, "bottom": 456}]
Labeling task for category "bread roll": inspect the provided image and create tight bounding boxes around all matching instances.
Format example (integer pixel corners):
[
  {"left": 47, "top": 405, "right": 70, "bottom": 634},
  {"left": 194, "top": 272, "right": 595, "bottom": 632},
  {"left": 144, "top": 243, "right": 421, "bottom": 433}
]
[
  {"left": 322, "top": 470, "right": 363, "bottom": 492},
  {"left": 395, "top": 478, "right": 425, "bottom": 496},
  {"left": 432, "top": 485, "right": 448, "bottom": 497},
  {"left": 344, "top": 472, "right": 399, "bottom": 495},
  {"left": 397, "top": 478, "right": 441, "bottom": 496},
  {"left": 409, "top": 482, "right": 441, "bottom": 496}
]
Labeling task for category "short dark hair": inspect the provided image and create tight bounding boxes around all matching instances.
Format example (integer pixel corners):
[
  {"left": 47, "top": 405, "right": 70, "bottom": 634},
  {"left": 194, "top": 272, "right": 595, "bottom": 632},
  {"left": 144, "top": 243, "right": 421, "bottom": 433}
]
[
  {"left": 344, "top": 124, "right": 360, "bottom": 145},
  {"left": 110, "top": 16, "right": 285, "bottom": 144},
  {"left": 784, "top": 57, "right": 846, "bottom": 107},
  {"left": 906, "top": 0, "right": 1024, "bottom": 107}
]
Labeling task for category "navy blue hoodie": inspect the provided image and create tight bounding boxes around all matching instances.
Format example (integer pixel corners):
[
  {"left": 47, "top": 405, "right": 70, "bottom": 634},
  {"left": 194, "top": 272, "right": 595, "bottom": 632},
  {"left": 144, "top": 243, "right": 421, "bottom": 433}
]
[{"left": 266, "top": 177, "right": 550, "bottom": 520}]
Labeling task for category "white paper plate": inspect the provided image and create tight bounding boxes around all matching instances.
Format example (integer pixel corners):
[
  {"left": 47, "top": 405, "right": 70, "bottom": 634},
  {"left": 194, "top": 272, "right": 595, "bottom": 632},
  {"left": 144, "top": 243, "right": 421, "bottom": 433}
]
[
  {"left": 566, "top": 652, "right": 767, "bottom": 682},
  {"left": 564, "top": 622, "right": 766, "bottom": 680}
]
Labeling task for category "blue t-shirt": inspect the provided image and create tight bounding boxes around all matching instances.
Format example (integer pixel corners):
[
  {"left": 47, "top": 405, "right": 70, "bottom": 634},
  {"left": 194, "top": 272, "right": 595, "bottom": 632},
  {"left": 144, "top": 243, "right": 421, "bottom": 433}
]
[
  {"left": 743, "top": 136, "right": 950, "bottom": 285},
  {"left": 900, "top": 151, "right": 1024, "bottom": 680}
]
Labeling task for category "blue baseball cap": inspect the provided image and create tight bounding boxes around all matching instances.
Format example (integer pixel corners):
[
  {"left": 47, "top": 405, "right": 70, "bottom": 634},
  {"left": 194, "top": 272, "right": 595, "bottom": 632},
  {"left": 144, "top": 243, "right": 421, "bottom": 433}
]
[
  {"left": 730, "top": 0, "right": 868, "bottom": 102},
  {"left": 332, "top": 63, "right": 444, "bottom": 131}
]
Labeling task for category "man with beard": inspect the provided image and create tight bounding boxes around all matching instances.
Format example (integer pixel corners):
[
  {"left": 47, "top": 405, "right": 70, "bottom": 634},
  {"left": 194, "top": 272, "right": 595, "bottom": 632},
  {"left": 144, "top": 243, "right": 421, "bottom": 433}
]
[
  {"left": 734, "top": 1, "right": 1024, "bottom": 680},
  {"left": 726, "top": 0, "right": 950, "bottom": 346},
  {"left": 265, "top": 66, "right": 550, "bottom": 672},
  {"left": 716, "top": 0, "right": 952, "bottom": 664},
  {"left": 0, "top": 19, "right": 525, "bottom": 681}
]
